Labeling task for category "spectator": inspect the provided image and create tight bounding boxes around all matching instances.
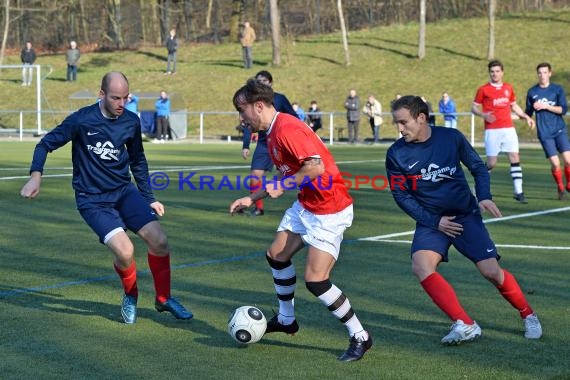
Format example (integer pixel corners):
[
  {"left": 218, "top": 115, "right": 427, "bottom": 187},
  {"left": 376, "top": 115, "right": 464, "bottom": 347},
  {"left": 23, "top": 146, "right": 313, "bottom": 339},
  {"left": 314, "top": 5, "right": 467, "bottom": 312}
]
[
  {"left": 125, "top": 93, "right": 139, "bottom": 115},
  {"left": 438, "top": 92, "right": 457, "bottom": 129},
  {"left": 155, "top": 90, "right": 171, "bottom": 143},
  {"left": 292, "top": 102, "right": 306, "bottom": 122},
  {"left": 307, "top": 100, "right": 323, "bottom": 133},
  {"left": 165, "top": 29, "right": 178, "bottom": 75},
  {"left": 344, "top": 89, "right": 361, "bottom": 144},
  {"left": 362, "top": 95, "right": 383, "bottom": 144},
  {"left": 240, "top": 21, "right": 256, "bottom": 69},
  {"left": 20, "top": 41, "right": 36, "bottom": 86},
  {"left": 421, "top": 96, "right": 436, "bottom": 127},
  {"left": 66, "top": 40, "right": 80, "bottom": 82}
]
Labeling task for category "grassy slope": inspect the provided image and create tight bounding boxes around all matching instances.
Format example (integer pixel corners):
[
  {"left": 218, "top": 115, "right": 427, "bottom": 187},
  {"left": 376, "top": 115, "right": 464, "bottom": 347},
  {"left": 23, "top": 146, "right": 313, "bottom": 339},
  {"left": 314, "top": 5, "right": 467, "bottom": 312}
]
[{"left": 1, "top": 9, "right": 569, "bottom": 141}]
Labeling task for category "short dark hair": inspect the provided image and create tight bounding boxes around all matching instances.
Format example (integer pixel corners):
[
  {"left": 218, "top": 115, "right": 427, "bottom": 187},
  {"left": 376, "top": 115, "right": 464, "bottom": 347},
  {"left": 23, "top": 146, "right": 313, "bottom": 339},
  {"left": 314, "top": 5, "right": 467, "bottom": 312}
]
[
  {"left": 536, "top": 62, "right": 551, "bottom": 72},
  {"left": 391, "top": 95, "right": 429, "bottom": 120},
  {"left": 255, "top": 70, "right": 273, "bottom": 84},
  {"left": 233, "top": 78, "right": 274, "bottom": 111},
  {"left": 488, "top": 59, "right": 504, "bottom": 71}
]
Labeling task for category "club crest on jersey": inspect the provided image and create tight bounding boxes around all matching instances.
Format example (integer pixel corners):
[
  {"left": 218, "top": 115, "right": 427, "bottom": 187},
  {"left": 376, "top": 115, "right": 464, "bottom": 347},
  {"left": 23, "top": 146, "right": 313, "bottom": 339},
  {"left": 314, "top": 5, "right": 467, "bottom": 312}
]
[{"left": 87, "top": 141, "right": 120, "bottom": 161}]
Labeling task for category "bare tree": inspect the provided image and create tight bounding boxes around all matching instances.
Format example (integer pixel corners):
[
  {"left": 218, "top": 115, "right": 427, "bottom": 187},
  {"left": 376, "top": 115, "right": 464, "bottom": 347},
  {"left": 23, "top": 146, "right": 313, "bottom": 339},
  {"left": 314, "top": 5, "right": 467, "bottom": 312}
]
[
  {"left": 105, "top": 0, "right": 125, "bottom": 49},
  {"left": 229, "top": 0, "right": 244, "bottom": 42},
  {"left": 487, "top": 0, "right": 496, "bottom": 60},
  {"left": 0, "top": 0, "right": 10, "bottom": 67},
  {"left": 418, "top": 0, "right": 426, "bottom": 59},
  {"left": 269, "top": 0, "right": 280, "bottom": 65},
  {"left": 337, "top": 0, "right": 350, "bottom": 66}
]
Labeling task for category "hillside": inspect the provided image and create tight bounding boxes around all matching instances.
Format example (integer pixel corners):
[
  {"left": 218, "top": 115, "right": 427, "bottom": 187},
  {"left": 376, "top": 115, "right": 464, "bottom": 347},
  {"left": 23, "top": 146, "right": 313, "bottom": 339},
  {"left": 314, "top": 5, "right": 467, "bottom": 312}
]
[{"left": 1, "top": 8, "right": 569, "bottom": 141}]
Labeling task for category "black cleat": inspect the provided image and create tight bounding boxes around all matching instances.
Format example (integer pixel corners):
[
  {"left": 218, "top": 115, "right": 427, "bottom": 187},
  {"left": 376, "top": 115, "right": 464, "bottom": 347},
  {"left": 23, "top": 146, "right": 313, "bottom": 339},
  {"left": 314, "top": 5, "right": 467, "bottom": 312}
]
[
  {"left": 513, "top": 193, "right": 528, "bottom": 204},
  {"left": 155, "top": 297, "right": 193, "bottom": 320},
  {"left": 337, "top": 332, "right": 373, "bottom": 362},
  {"left": 264, "top": 314, "right": 299, "bottom": 335},
  {"left": 558, "top": 190, "right": 567, "bottom": 201}
]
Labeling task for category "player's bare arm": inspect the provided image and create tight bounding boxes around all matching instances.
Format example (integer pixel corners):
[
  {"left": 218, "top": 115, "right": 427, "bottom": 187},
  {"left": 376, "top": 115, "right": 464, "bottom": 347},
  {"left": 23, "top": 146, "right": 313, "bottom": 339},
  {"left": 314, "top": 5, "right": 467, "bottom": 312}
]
[
  {"left": 533, "top": 101, "right": 563, "bottom": 114},
  {"left": 471, "top": 103, "right": 495, "bottom": 123},
  {"left": 511, "top": 103, "right": 535, "bottom": 129},
  {"left": 20, "top": 171, "right": 42, "bottom": 199},
  {"left": 241, "top": 148, "right": 250, "bottom": 160}
]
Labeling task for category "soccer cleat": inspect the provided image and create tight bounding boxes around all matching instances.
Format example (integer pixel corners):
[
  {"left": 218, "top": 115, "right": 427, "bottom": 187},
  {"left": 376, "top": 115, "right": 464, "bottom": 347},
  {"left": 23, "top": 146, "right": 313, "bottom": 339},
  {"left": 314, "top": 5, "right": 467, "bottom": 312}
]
[
  {"left": 338, "top": 332, "right": 373, "bottom": 362},
  {"left": 155, "top": 297, "right": 193, "bottom": 320},
  {"left": 558, "top": 190, "right": 567, "bottom": 201},
  {"left": 250, "top": 208, "right": 265, "bottom": 217},
  {"left": 441, "top": 320, "right": 481, "bottom": 345},
  {"left": 513, "top": 193, "right": 528, "bottom": 204},
  {"left": 264, "top": 314, "right": 299, "bottom": 335},
  {"left": 524, "top": 313, "right": 542, "bottom": 339},
  {"left": 121, "top": 294, "right": 138, "bottom": 324}
]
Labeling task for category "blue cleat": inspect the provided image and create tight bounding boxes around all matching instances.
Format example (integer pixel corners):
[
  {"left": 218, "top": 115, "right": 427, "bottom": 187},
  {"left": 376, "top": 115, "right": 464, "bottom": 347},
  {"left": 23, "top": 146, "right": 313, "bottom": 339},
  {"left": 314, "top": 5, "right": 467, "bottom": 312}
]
[
  {"left": 155, "top": 297, "right": 193, "bottom": 320},
  {"left": 121, "top": 294, "right": 138, "bottom": 324}
]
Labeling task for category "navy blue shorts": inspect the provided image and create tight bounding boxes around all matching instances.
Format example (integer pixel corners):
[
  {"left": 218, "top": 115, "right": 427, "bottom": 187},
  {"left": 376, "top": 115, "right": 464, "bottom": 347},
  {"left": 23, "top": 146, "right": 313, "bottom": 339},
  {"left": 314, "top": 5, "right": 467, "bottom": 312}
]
[
  {"left": 251, "top": 142, "right": 274, "bottom": 172},
  {"left": 76, "top": 183, "right": 158, "bottom": 244},
  {"left": 540, "top": 130, "right": 570, "bottom": 158},
  {"left": 411, "top": 212, "right": 500, "bottom": 263}
]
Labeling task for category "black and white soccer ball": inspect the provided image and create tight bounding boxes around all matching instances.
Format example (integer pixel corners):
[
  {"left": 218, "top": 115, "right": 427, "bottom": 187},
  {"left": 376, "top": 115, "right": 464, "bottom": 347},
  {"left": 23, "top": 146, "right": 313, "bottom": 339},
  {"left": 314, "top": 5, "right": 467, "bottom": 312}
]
[{"left": 227, "top": 306, "right": 267, "bottom": 344}]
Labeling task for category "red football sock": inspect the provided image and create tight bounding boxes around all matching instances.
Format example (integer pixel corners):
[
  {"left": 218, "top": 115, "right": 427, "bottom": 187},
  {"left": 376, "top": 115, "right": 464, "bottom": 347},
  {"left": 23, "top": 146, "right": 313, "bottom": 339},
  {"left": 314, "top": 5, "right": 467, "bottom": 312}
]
[
  {"left": 250, "top": 178, "right": 264, "bottom": 210},
  {"left": 148, "top": 252, "right": 171, "bottom": 303},
  {"left": 496, "top": 269, "right": 533, "bottom": 318},
  {"left": 114, "top": 260, "right": 138, "bottom": 297},
  {"left": 565, "top": 166, "right": 570, "bottom": 191},
  {"left": 551, "top": 167, "right": 564, "bottom": 192},
  {"left": 420, "top": 272, "right": 474, "bottom": 324}
]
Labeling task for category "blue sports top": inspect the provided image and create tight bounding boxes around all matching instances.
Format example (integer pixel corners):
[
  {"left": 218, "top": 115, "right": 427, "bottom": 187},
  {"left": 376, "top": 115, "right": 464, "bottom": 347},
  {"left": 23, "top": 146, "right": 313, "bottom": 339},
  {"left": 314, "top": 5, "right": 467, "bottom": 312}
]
[
  {"left": 525, "top": 83, "right": 568, "bottom": 140},
  {"left": 242, "top": 91, "right": 298, "bottom": 149},
  {"left": 30, "top": 103, "right": 156, "bottom": 204},
  {"left": 385, "top": 127, "right": 491, "bottom": 229},
  {"left": 155, "top": 97, "right": 170, "bottom": 117}
]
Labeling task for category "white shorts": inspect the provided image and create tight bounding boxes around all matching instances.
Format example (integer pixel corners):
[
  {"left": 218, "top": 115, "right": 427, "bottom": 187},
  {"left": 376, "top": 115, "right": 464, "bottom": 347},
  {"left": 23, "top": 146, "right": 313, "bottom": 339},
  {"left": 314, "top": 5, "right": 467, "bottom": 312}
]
[
  {"left": 484, "top": 128, "right": 519, "bottom": 157},
  {"left": 277, "top": 201, "right": 353, "bottom": 260}
]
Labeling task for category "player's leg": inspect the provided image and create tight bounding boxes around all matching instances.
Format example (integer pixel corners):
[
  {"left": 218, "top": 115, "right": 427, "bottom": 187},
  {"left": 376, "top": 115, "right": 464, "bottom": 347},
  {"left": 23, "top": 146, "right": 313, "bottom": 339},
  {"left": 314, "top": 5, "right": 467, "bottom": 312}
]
[
  {"left": 265, "top": 229, "right": 304, "bottom": 333},
  {"left": 562, "top": 150, "right": 570, "bottom": 192},
  {"left": 248, "top": 143, "right": 273, "bottom": 216},
  {"left": 554, "top": 133, "right": 570, "bottom": 193},
  {"left": 248, "top": 169, "right": 265, "bottom": 215},
  {"left": 503, "top": 128, "right": 526, "bottom": 202},
  {"left": 484, "top": 129, "right": 500, "bottom": 171}
]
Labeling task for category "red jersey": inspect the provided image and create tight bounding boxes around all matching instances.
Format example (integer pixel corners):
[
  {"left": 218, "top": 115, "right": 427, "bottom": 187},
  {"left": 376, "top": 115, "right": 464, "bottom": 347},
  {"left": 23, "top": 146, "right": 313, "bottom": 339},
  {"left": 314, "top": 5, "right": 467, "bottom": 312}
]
[
  {"left": 266, "top": 113, "right": 352, "bottom": 214},
  {"left": 473, "top": 82, "right": 516, "bottom": 129}
]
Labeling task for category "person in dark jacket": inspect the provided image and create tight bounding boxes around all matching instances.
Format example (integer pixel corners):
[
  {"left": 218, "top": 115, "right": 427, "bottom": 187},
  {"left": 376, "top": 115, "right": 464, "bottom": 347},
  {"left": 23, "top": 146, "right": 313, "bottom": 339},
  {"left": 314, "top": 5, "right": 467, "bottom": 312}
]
[
  {"left": 20, "top": 41, "right": 36, "bottom": 86},
  {"left": 66, "top": 40, "right": 80, "bottom": 82},
  {"left": 165, "top": 29, "right": 178, "bottom": 75}
]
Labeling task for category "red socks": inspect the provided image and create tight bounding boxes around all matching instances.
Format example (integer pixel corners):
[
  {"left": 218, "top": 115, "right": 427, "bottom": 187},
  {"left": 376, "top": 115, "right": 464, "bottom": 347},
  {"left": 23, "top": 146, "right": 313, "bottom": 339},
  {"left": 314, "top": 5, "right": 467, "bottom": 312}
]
[
  {"left": 420, "top": 272, "right": 474, "bottom": 324},
  {"left": 250, "top": 178, "right": 264, "bottom": 210},
  {"left": 565, "top": 166, "right": 570, "bottom": 191},
  {"left": 114, "top": 260, "right": 138, "bottom": 297},
  {"left": 552, "top": 167, "right": 564, "bottom": 192},
  {"left": 496, "top": 269, "right": 533, "bottom": 318},
  {"left": 148, "top": 252, "right": 171, "bottom": 303}
]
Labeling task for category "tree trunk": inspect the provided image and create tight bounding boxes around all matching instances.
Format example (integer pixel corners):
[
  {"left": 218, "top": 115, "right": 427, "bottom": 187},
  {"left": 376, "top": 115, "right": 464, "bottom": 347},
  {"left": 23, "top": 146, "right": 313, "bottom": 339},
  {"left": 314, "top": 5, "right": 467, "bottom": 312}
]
[
  {"left": 229, "top": 0, "right": 244, "bottom": 42},
  {"left": 487, "top": 0, "right": 496, "bottom": 60},
  {"left": 79, "top": 0, "right": 90, "bottom": 44},
  {"left": 0, "top": 0, "right": 10, "bottom": 69},
  {"left": 106, "top": 0, "right": 124, "bottom": 49},
  {"left": 269, "top": 0, "right": 280, "bottom": 66},
  {"left": 206, "top": 0, "right": 212, "bottom": 29},
  {"left": 182, "top": 0, "right": 194, "bottom": 42},
  {"left": 418, "top": 0, "right": 426, "bottom": 59},
  {"left": 337, "top": 0, "right": 350, "bottom": 66}
]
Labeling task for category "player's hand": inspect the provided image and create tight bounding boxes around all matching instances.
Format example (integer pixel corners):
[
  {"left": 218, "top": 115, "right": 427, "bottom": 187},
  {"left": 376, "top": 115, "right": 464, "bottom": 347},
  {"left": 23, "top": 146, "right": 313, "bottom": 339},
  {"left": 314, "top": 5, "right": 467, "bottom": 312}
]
[
  {"left": 264, "top": 180, "right": 285, "bottom": 199},
  {"left": 526, "top": 117, "right": 536, "bottom": 130},
  {"left": 150, "top": 201, "right": 165, "bottom": 217},
  {"left": 20, "top": 173, "right": 42, "bottom": 199},
  {"left": 437, "top": 215, "right": 463, "bottom": 238},
  {"left": 242, "top": 148, "right": 250, "bottom": 160},
  {"left": 479, "top": 199, "right": 502, "bottom": 218},
  {"left": 230, "top": 196, "right": 253, "bottom": 215},
  {"left": 482, "top": 112, "right": 496, "bottom": 123}
]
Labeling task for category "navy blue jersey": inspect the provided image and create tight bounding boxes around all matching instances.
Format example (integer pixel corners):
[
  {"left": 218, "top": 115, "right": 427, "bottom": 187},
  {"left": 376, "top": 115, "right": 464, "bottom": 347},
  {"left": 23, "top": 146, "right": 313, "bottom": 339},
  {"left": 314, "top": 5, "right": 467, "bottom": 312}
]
[
  {"left": 243, "top": 91, "right": 298, "bottom": 149},
  {"left": 525, "top": 83, "right": 568, "bottom": 140},
  {"left": 30, "top": 103, "right": 155, "bottom": 204},
  {"left": 385, "top": 127, "right": 491, "bottom": 229}
]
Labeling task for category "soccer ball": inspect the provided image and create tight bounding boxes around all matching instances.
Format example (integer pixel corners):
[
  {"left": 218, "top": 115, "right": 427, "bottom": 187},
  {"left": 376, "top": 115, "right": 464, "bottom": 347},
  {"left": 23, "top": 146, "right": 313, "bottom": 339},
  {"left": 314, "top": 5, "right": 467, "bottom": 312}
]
[{"left": 227, "top": 306, "right": 267, "bottom": 344}]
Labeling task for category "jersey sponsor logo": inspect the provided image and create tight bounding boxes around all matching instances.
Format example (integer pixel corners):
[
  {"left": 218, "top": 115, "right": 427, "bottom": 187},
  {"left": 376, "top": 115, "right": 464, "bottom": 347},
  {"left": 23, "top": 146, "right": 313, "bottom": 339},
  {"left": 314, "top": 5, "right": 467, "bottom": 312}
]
[
  {"left": 492, "top": 96, "right": 510, "bottom": 107},
  {"left": 536, "top": 97, "right": 556, "bottom": 107},
  {"left": 412, "top": 163, "right": 456, "bottom": 182},
  {"left": 87, "top": 131, "right": 100, "bottom": 136},
  {"left": 87, "top": 141, "right": 120, "bottom": 161}
]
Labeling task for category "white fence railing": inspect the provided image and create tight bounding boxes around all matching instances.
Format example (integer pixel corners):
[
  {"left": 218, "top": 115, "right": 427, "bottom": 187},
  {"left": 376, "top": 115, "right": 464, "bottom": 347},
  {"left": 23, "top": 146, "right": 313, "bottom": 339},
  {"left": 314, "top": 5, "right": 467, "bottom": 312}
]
[{"left": 2, "top": 109, "right": 565, "bottom": 145}]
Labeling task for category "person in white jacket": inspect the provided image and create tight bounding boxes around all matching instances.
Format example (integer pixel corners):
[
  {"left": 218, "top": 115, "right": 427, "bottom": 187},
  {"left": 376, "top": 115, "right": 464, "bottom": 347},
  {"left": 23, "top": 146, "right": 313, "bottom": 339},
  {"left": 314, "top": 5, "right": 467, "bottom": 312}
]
[{"left": 363, "top": 95, "right": 383, "bottom": 144}]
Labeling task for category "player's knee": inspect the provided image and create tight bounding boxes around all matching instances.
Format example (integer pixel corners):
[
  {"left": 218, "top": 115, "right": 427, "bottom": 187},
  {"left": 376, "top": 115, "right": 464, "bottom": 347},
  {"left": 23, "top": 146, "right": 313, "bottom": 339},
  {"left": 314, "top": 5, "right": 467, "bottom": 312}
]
[
  {"left": 305, "top": 279, "right": 331, "bottom": 297},
  {"left": 479, "top": 266, "right": 502, "bottom": 285}
]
